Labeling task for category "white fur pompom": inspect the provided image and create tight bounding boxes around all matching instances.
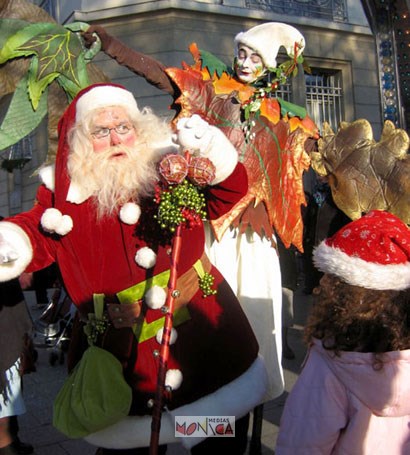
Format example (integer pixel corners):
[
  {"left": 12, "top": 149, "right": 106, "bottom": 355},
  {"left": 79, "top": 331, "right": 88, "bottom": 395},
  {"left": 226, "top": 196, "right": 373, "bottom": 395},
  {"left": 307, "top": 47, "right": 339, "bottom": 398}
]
[
  {"left": 165, "top": 369, "right": 183, "bottom": 391},
  {"left": 120, "top": 203, "right": 141, "bottom": 225},
  {"left": 41, "top": 208, "right": 73, "bottom": 236},
  {"left": 41, "top": 208, "right": 62, "bottom": 233},
  {"left": 135, "top": 247, "right": 157, "bottom": 269},
  {"left": 55, "top": 214, "right": 73, "bottom": 235},
  {"left": 145, "top": 285, "right": 167, "bottom": 309},
  {"left": 156, "top": 327, "right": 178, "bottom": 345}
]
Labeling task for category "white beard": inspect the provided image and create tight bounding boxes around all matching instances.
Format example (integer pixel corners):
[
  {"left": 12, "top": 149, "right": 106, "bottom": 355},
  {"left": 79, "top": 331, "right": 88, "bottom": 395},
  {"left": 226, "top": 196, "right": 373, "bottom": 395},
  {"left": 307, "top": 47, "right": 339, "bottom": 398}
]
[{"left": 68, "top": 142, "right": 160, "bottom": 218}]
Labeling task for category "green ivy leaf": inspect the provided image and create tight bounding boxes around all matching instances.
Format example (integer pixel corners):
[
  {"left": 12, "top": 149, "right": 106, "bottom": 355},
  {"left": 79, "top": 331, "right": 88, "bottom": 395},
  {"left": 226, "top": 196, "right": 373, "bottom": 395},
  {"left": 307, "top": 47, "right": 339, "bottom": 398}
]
[
  {"left": 0, "top": 19, "right": 31, "bottom": 49},
  {"left": 199, "top": 49, "right": 230, "bottom": 78},
  {"left": 1, "top": 20, "right": 92, "bottom": 109},
  {"left": 0, "top": 22, "right": 57, "bottom": 63},
  {"left": 303, "top": 60, "right": 312, "bottom": 74},
  {"left": 27, "top": 56, "right": 59, "bottom": 110},
  {"left": 277, "top": 97, "right": 307, "bottom": 119},
  {"left": 0, "top": 73, "right": 47, "bottom": 152}
]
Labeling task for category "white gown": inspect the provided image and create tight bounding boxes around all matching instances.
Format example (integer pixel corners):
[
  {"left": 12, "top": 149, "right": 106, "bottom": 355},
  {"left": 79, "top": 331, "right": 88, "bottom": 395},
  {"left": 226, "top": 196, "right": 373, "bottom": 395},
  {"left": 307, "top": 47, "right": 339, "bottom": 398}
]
[
  {"left": 0, "top": 359, "right": 26, "bottom": 418},
  {"left": 204, "top": 223, "right": 284, "bottom": 402}
]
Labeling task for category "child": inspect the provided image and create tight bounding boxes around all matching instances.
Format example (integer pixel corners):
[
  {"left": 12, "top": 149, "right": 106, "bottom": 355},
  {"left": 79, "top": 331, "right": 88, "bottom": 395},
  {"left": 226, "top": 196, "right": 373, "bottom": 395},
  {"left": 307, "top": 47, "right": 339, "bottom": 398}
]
[{"left": 276, "top": 210, "right": 410, "bottom": 454}]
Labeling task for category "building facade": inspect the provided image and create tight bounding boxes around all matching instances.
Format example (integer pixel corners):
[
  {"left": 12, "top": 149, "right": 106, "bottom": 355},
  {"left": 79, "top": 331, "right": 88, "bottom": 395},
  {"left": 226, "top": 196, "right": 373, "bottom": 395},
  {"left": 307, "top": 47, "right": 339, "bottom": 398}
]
[{"left": 0, "top": 0, "right": 386, "bottom": 215}]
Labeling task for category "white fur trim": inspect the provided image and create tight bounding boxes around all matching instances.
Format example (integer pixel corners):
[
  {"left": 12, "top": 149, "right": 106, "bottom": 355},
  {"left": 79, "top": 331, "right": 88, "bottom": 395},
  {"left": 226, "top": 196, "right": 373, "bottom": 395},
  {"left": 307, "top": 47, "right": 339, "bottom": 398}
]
[
  {"left": 314, "top": 241, "right": 410, "bottom": 290},
  {"left": 41, "top": 209, "right": 73, "bottom": 236},
  {"left": 135, "top": 247, "right": 157, "bottom": 269},
  {"left": 235, "top": 22, "right": 305, "bottom": 69},
  {"left": 120, "top": 203, "right": 141, "bottom": 225},
  {"left": 76, "top": 85, "right": 139, "bottom": 123},
  {"left": 84, "top": 411, "right": 176, "bottom": 449},
  {"left": 165, "top": 369, "right": 183, "bottom": 391},
  {"left": 38, "top": 164, "right": 55, "bottom": 191},
  {"left": 0, "top": 222, "right": 33, "bottom": 281},
  {"left": 145, "top": 285, "right": 167, "bottom": 309},
  {"left": 84, "top": 356, "right": 268, "bottom": 449},
  {"left": 66, "top": 182, "right": 92, "bottom": 204},
  {"left": 156, "top": 327, "right": 178, "bottom": 345}
]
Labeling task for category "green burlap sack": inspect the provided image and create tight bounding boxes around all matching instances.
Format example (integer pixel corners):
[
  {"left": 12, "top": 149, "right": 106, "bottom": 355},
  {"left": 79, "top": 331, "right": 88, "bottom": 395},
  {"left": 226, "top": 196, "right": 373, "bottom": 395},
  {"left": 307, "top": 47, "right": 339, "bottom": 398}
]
[{"left": 53, "top": 345, "right": 132, "bottom": 438}]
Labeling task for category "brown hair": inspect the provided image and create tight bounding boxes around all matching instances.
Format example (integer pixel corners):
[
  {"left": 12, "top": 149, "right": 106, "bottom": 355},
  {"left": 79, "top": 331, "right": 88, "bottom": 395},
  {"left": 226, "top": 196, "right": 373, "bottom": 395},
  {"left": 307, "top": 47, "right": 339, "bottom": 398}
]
[{"left": 304, "top": 274, "right": 410, "bottom": 358}]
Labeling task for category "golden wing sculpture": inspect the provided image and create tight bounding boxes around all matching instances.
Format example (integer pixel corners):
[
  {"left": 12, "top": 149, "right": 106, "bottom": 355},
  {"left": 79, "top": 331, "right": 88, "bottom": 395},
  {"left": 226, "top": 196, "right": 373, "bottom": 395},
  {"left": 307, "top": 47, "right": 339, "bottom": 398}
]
[{"left": 311, "top": 119, "right": 410, "bottom": 223}]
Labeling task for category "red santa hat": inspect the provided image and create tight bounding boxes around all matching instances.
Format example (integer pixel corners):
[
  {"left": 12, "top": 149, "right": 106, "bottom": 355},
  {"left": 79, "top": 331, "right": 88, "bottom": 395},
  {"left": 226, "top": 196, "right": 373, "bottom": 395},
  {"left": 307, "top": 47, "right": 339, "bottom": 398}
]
[
  {"left": 313, "top": 210, "right": 410, "bottom": 290},
  {"left": 55, "top": 83, "right": 137, "bottom": 207},
  {"left": 75, "top": 84, "right": 139, "bottom": 123}
]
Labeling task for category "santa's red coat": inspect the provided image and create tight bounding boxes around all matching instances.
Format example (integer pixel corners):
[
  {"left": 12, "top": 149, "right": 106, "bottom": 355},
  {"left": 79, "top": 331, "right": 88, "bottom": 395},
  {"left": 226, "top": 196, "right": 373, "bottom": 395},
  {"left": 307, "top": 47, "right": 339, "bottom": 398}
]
[{"left": 7, "top": 162, "right": 259, "bottom": 413}]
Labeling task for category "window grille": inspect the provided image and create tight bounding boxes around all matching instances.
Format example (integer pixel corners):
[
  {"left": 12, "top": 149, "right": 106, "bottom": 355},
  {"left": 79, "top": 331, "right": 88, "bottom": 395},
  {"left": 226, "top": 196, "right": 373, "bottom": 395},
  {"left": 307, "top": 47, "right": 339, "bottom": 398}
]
[
  {"left": 275, "top": 82, "right": 292, "bottom": 102},
  {"left": 245, "top": 0, "right": 348, "bottom": 23},
  {"left": 305, "top": 71, "right": 343, "bottom": 132},
  {"left": 0, "top": 134, "right": 33, "bottom": 172}
]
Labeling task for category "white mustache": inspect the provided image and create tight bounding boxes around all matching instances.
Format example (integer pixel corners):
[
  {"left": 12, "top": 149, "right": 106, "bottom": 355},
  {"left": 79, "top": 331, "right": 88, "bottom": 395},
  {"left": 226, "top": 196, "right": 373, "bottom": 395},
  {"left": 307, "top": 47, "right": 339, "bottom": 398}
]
[{"left": 101, "top": 144, "right": 131, "bottom": 161}]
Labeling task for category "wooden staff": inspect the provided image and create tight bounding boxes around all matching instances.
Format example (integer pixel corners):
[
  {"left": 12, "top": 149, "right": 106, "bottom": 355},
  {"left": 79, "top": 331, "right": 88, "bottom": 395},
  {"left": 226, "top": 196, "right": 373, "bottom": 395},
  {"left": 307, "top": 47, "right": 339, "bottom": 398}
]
[{"left": 149, "top": 224, "right": 183, "bottom": 455}]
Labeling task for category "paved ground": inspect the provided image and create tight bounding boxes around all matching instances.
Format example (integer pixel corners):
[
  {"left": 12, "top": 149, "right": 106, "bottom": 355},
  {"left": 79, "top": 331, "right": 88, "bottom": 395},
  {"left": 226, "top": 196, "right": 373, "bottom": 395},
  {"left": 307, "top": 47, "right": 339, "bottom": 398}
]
[{"left": 17, "top": 287, "right": 312, "bottom": 455}]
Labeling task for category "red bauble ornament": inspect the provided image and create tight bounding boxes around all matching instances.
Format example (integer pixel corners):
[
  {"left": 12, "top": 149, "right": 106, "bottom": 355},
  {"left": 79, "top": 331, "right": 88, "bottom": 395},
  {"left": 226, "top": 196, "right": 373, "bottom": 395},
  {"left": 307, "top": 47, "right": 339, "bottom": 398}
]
[
  {"left": 188, "top": 156, "right": 216, "bottom": 186},
  {"left": 158, "top": 154, "right": 189, "bottom": 184}
]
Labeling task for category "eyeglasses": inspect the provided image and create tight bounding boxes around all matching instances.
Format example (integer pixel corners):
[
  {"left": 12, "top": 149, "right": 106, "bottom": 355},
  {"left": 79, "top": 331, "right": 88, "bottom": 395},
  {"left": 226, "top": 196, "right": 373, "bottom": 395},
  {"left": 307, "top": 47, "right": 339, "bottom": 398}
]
[{"left": 91, "top": 124, "right": 134, "bottom": 139}]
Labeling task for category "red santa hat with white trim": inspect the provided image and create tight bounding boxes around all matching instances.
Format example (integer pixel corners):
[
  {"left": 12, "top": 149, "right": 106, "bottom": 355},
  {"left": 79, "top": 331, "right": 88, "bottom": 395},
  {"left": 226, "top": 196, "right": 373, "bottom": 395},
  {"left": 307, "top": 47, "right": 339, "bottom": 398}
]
[
  {"left": 313, "top": 210, "right": 410, "bottom": 291},
  {"left": 54, "top": 83, "right": 139, "bottom": 207}
]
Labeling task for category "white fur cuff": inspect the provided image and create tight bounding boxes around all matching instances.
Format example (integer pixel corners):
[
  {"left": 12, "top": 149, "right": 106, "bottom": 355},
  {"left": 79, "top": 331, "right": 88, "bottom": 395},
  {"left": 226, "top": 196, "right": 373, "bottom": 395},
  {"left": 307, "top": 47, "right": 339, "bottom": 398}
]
[
  {"left": 84, "top": 356, "right": 268, "bottom": 450},
  {"left": 0, "top": 222, "right": 33, "bottom": 281}
]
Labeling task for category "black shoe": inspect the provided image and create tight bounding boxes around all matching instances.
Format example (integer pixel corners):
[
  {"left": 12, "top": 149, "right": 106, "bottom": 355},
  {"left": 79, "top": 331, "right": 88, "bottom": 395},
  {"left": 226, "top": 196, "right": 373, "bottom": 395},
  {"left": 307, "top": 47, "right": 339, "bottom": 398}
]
[{"left": 10, "top": 440, "right": 33, "bottom": 455}]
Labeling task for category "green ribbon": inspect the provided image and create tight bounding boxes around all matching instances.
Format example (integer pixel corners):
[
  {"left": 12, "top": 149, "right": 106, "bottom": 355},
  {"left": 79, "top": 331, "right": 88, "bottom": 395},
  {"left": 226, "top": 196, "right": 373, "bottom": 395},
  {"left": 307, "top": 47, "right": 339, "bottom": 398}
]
[
  {"left": 92, "top": 294, "right": 105, "bottom": 319},
  {"left": 116, "top": 270, "right": 171, "bottom": 305},
  {"left": 92, "top": 267, "right": 193, "bottom": 343},
  {"left": 135, "top": 306, "right": 191, "bottom": 343},
  {"left": 193, "top": 259, "right": 205, "bottom": 278}
]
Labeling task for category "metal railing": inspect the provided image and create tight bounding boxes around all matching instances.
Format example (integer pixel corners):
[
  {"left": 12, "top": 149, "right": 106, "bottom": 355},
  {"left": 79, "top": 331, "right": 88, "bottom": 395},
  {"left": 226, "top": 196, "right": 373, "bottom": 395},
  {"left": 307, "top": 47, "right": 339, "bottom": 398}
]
[{"left": 245, "top": 0, "right": 348, "bottom": 23}]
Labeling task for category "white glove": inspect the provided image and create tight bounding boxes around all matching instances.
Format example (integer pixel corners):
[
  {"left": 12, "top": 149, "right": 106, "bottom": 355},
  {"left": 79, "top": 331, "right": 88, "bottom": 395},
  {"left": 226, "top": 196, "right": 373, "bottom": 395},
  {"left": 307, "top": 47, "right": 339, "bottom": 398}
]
[
  {"left": 176, "top": 114, "right": 238, "bottom": 184},
  {"left": 0, "top": 233, "right": 19, "bottom": 263},
  {"left": 0, "top": 222, "right": 33, "bottom": 282}
]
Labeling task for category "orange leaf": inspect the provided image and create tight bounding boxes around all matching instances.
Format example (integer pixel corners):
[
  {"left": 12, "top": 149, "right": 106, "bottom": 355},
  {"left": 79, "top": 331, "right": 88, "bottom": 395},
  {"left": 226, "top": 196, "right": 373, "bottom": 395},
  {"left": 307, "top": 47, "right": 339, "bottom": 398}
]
[{"left": 260, "top": 99, "right": 281, "bottom": 125}]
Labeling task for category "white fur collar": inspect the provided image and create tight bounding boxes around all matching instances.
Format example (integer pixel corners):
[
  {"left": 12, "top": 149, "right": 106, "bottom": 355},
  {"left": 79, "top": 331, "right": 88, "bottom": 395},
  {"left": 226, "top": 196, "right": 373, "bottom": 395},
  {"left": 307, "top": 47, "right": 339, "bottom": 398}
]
[
  {"left": 38, "top": 164, "right": 92, "bottom": 204},
  {"left": 38, "top": 139, "right": 179, "bottom": 205}
]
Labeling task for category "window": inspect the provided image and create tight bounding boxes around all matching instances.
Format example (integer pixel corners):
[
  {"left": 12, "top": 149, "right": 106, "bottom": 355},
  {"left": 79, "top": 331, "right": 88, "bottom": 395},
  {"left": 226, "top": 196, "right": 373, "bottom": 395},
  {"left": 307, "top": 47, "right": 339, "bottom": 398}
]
[{"left": 305, "top": 70, "right": 344, "bottom": 132}]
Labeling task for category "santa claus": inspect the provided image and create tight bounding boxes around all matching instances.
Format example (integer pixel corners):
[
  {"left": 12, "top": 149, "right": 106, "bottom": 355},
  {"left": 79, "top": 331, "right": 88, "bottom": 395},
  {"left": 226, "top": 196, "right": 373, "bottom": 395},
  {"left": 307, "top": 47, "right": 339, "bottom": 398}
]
[{"left": 0, "top": 83, "right": 267, "bottom": 454}]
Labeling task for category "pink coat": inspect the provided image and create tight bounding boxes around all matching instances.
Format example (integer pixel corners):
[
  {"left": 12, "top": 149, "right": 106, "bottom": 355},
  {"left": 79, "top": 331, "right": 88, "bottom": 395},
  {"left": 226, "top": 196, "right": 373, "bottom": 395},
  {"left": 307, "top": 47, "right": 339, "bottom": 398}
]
[{"left": 276, "top": 338, "right": 410, "bottom": 454}]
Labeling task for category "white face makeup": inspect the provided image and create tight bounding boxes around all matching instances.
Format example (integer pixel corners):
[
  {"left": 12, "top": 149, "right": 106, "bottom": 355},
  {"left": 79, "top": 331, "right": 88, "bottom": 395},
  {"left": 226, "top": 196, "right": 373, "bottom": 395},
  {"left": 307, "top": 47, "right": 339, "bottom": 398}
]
[{"left": 235, "top": 44, "right": 267, "bottom": 84}]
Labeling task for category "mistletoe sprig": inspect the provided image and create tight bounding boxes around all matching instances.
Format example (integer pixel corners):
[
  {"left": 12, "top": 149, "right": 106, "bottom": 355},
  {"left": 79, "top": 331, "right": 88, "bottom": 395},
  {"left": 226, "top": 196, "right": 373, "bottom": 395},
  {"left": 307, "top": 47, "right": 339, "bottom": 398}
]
[
  {"left": 242, "top": 81, "right": 277, "bottom": 121},
  {"left": 83, "top": 312, "right": 108, "bottom": 346},
  {"left": 154, "top": 179, "right": 207, "bottom": 233},
  {"left": 269, "top": 40, "right": 309, "bottom": 84}
]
